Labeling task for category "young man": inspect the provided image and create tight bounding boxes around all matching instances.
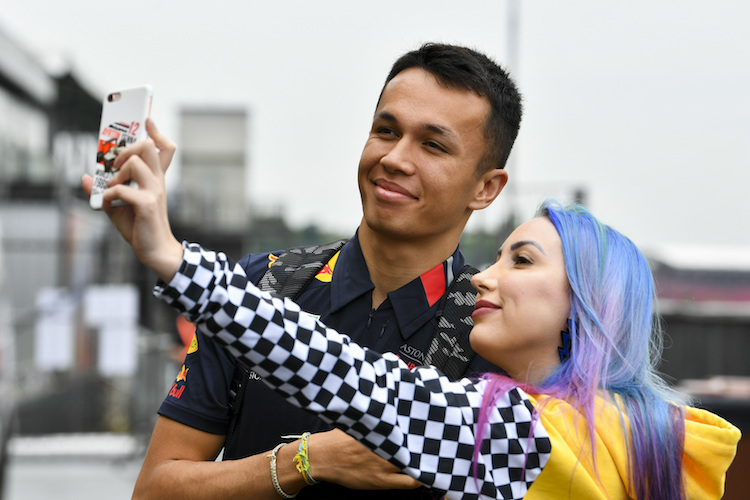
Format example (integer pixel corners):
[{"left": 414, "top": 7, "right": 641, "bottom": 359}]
[{"left": 84, "top": 43, "right": 522, "bottom": 499}]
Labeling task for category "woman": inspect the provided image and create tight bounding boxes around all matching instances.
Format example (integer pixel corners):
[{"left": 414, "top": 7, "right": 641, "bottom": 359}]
[{"left": 153, "top": 201, "right": 739, "bottom": 499}]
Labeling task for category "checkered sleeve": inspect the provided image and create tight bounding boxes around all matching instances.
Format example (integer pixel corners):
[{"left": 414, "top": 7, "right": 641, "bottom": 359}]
[{"left": 154, "top": 243, "right": 551, "bottom": 499}]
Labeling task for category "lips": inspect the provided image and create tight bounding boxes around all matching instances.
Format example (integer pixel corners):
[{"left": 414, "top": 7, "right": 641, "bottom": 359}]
[
  {"left": 373, "top": 179, "right": 417, "bottom": 201},
  {"left": 472, "top": 299, "right": 501, "bottom": 319}
]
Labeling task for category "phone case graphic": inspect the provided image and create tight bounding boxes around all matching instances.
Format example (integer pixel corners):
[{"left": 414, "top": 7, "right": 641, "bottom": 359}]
[{"left": 90, "top": 85, "right": 153, "bottom": 210}]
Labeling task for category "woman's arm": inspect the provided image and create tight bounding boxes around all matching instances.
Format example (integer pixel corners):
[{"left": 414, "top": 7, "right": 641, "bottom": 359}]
[{"left": 155, "top": 242, "right": 550, "bottom": 499}]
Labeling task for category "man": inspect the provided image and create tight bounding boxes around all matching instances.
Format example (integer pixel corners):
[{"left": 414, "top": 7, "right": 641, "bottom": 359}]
[{"left": 84, "top": 42, "right": 522, "bottom": 499}]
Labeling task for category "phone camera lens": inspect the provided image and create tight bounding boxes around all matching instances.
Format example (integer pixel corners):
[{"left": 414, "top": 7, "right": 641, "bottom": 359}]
[{"left": 107, "top": 94, "right": 114, "bottom": 102}]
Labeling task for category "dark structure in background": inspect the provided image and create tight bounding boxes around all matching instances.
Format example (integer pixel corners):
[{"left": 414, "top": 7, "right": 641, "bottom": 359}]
[
  {"left": 650, "top": 247, "right": 750, "bottom": 380},
  {"left": 650, "top": 247, "right": 750, "bottom": 500}
]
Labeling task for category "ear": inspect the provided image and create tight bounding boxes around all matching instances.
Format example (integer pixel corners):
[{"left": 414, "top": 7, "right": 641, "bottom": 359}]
[{"left": 468, "top": 169, "right": 508, "bottom": 210}]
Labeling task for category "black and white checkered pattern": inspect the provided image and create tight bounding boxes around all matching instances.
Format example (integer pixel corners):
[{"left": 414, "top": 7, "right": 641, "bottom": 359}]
[{"left": 155, "top": 243, "right": 552, "bottom": 499}]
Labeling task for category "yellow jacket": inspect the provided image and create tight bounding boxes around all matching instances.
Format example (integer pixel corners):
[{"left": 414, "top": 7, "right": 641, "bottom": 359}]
[{"left": 525, "top": 395, "right": 741, "bottom": 499}]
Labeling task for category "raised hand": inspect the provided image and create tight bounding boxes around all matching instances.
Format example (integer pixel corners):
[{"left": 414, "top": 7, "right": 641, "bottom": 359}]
[{"left": 82, "top": 118, "right": 183, "bottom": 282}]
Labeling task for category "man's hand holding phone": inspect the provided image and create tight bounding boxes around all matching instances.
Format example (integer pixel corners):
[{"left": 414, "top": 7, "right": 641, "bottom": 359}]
[
  {"left": 82, "top": 118, "right": 183, "bottom": 283},
  {"left": 90, "top": 86, "right": 153, "bottom": 210}
]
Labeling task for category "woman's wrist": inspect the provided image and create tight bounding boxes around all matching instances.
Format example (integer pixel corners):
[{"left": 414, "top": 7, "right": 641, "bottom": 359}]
[{"left": 147, "top": 237, "right": 185, "bottom": 284}]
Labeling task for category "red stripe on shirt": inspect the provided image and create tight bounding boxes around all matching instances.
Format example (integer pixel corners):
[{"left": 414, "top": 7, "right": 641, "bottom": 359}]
[{"left": 421, "top": 264, "right": 446, "bottom": 307}]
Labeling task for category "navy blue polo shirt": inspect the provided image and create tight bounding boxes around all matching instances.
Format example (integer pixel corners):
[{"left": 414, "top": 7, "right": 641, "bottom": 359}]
[{"left": 158, "top": 233, "right": 501, "bottom": 489}]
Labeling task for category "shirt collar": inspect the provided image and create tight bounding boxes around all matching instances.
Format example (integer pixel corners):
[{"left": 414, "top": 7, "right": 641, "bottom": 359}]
[{"left": 330, "top": 232, "right": 466, "bottom": 339}]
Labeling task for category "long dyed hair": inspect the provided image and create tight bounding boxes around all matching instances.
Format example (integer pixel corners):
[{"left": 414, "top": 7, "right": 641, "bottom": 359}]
[{"left": 475, "top": 201, "right": 688, "bottom": 499}]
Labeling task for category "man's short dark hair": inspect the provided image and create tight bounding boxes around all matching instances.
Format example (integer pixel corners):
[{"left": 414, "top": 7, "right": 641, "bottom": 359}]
[{"left": 381, "top": 43, "right": 522, "bottom": 174}]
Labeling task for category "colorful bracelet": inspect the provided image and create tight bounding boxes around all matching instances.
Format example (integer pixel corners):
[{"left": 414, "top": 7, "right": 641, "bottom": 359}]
[
  {"left": 283, "top": 432, "right": 319, "bottom": 486},
  {"left": 268, "top": 443, "right": 298, "bottom": 498},
  {"left": 294, "top": 432, "right": 319, "bottom": 485}
]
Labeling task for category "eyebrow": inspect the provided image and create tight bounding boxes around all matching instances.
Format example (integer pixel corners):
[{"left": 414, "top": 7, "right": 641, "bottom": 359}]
[
  {"left": 374, "top": 111, "right": 459, "bottom": 143},
  {"left": 498, "top": 240, "right": 546, "bottom": 257}
]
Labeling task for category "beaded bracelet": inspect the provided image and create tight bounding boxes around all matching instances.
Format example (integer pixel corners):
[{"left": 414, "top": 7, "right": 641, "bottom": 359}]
[{"left": 267, "top": 443, "right": 298, "bottom": 498}]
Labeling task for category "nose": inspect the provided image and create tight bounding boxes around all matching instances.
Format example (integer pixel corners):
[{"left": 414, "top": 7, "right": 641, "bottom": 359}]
[
  {"left": 380, "top": 137, "right": 416, "bottom": 175},
  {"left": 471, "top": 264, "right": 497, "bottom": 293}
]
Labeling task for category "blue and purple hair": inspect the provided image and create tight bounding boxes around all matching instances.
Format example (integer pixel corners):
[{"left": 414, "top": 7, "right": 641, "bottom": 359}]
[{"left": 475, "top": 201, "right": 688, "bottom": 499}]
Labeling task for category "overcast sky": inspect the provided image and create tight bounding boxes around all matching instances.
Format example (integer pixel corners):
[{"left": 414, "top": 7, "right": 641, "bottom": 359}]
[{"left": 2, "top": 0, "right": 749, "bottom": 252}]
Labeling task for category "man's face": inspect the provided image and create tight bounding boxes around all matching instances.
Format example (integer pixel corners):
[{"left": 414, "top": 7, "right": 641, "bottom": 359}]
[{"left": 358, "top": 67, "right": 493, "bottom": 242}]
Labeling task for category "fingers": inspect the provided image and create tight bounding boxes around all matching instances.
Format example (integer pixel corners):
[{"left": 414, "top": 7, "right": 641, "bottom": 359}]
[
  {"left": 112, "top": 137, "right": 158, "bottom": 174},
  {"left": 92, "top": 120, "right": 173, "bottom": 212},
  {"left": 146, "top": 118, "right": 177, "bottom": 171},
  {"left": 386, "top": 472, "right": 421, "bottom": 490},
  {"left": 112, "top": 119, "right": 176, "bottom": 175},
  {"left": 101, "top": 177, "right": 146, "bottom": 209},
  {"left": 107, "top": 152, "right": 157, "bottom": 193},
  {"left": 81, "top": 174, "right": 93, "bottom": 196}
]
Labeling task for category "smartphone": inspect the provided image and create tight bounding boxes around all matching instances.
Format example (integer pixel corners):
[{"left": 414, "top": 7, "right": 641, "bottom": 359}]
[{"left": 89, "top": 85, "right": 153, "bottom": 210}]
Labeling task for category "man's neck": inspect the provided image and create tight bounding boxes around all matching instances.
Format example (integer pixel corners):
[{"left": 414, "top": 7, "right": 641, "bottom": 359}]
[{"left": 358, "top": 222, "right": 462, "bottom": 309}]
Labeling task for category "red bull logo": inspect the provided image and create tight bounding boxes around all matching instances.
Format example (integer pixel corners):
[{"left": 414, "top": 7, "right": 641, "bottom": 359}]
[
  {"left": 169, "top": 383, "right": 185, "bottom": 399},
  {"left": 169, "top": 365, "right": 189, "bottom": 399},
  {"left": 315, "top": 251, "right": 340, "bottom": 283}
]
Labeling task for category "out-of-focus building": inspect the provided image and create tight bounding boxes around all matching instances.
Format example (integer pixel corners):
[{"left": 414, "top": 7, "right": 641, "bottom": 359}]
[
  {"left": 174, "top": 108, "right": 249, "bottom": 231},
  {"left": 648, "top": 244, "right": 750, "bottom": 381},
  {"left": 167, "top": 108, "right": 254, "bottom": 269},
  {"left": 167, "top": 107, "right": 327, "bottom": 261},
  {"left": 0, "top": 23, "right": 159, "bottom": 437}
]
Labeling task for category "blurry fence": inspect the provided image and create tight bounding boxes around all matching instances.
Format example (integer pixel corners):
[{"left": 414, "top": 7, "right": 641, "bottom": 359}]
[
  {"left": 660, "top": 313, "right": 750, "bottom": 382},
  {"left": 1, "top": 223, "right": 181, "bottom": 438}
]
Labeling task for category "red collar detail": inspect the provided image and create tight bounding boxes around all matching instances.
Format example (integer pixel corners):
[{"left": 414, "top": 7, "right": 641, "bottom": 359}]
[{"left": 420, "top": 264, "right": 446, "bottom": 307}]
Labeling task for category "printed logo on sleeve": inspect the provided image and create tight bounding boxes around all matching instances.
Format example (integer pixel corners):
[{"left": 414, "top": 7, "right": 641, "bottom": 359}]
[
  {"left": 187, "top": 334, "right": 198, "bottom": 354},
  {"left": 168, "top": 365, "right": 189, "bottom": 399},
  {"left": 176, "top": 365, "right": 189, "bottom": 382},
  {"left": 314, "top": 251, "right": 340, "bottom": 283}
]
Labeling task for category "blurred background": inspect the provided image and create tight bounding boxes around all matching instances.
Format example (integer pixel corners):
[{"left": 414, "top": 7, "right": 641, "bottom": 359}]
[{"left": 0, "top": 0, "right": 748, "bottom": 497}]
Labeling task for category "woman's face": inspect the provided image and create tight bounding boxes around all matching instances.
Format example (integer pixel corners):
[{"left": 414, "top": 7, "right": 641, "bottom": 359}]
[{"left": 470, "top": 217, "right": 571, "bottom": 383}]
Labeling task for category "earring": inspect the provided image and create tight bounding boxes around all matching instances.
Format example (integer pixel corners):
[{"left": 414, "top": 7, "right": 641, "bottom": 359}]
[{"left": 558, "top": 319, "right": 572, "bottom": 362}]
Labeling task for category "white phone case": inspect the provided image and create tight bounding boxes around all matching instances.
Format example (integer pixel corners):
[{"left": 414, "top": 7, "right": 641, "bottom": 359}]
[{"left": 90, "top": 85, "right": 153, "bottom": 210}]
